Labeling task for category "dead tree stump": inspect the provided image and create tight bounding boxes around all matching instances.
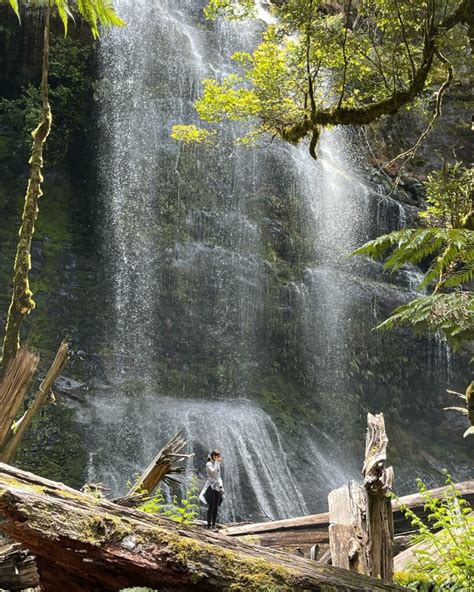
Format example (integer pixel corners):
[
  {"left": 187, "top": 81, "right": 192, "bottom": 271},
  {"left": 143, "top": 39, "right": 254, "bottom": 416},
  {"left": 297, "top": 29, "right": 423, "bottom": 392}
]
[{"left": 328, "top": 413, "right": 394, "bottom": 581}]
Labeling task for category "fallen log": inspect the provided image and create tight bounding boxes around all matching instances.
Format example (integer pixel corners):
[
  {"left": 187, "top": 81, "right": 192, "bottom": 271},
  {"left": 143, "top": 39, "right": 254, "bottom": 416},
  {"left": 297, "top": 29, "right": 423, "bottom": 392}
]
[
  {"left": 222, "top": 481, "right": 474, "bottom": 558},
  {"left": 0, "top": 463, "right": 407, "bottom": 592}
]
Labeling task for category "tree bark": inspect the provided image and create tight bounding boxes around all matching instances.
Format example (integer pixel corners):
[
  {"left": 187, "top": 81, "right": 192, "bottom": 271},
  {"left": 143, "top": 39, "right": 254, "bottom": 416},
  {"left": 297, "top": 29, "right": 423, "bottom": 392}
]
[
  {"left": 0, "top": 2, "right": 52, "bottom": 377},
  {"left": 0, "top": 463, "right": 407, "bottom": 592},
  {"left": 281, "top": 0, "right": 474, "bottom": 153}
]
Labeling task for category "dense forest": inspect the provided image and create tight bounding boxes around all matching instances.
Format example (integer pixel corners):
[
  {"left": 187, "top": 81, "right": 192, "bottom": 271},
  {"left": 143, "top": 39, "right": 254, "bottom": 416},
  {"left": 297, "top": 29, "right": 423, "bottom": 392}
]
[{"left": 0, "top": 1, "right": 472, "bottom": 591}]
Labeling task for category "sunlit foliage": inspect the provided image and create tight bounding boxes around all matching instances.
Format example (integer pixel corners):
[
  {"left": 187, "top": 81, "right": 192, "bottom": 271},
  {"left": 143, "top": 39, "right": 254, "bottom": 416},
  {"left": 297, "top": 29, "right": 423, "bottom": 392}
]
[{"left": 173, "top": 0, "right": 473, "bottom": 156}]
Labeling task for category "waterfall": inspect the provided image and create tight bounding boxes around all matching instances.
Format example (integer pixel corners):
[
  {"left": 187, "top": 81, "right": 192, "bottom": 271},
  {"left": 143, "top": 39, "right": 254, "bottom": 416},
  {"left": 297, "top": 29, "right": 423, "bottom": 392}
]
[{"left": 81, "top": 0, "right": 471, "bottom": 520}]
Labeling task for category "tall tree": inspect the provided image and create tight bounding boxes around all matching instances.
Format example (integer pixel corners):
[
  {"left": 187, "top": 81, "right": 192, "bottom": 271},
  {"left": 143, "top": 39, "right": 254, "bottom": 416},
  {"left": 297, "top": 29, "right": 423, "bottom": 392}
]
[
  {"left": 0, "top": 0, "right": 124, "bottom": 376},
  {"left": 172, "top": 0, "right": 473, "bottom": 158}
]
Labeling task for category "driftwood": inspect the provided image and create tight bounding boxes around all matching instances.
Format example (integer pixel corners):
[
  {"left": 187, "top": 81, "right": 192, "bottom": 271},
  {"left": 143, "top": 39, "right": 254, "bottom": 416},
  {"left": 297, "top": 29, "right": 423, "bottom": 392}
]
[
  {"left": 0, "top": 341, "right": 69, "bottom": 464},
  {"left": 0, "top": 463, "right": 407, "bottom": 592},
  {"left": 0, "top": 349, "right": 39, "bottom": 449},
  {"left": 222, "top": 480, "right": 474, "bottom": 559},
  {"left": 328, "top": 413, "right": 394, "bottom": 580}
]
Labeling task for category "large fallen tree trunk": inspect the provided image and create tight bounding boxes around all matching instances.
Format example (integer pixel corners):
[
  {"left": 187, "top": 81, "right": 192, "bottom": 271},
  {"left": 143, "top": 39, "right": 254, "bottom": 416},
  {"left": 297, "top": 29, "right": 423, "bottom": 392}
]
[{"left": 0, "top": 463, "right": 407, "bottom": 592}]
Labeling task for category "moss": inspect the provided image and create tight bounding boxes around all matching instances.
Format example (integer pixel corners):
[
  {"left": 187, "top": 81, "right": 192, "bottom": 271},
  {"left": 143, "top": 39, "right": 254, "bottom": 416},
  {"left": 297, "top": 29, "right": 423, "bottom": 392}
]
[
  {"left": 144, "top": 528, "right": 305, "bottom": 591},
  {"left": 80, "top": 513, "right": 135, "bottom": 545}
]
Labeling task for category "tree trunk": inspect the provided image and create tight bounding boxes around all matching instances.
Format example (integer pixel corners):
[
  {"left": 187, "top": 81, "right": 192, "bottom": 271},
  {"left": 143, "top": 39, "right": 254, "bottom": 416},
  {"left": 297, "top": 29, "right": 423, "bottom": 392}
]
[
  {"left": 0, "top": 463, "right": 407, "bottom": 592},
  {"left": 123, "top": 431, "right": 193, "bottom": 498},
  {"left": 0, "top": 3, "right": 52, "bottom": 377}
]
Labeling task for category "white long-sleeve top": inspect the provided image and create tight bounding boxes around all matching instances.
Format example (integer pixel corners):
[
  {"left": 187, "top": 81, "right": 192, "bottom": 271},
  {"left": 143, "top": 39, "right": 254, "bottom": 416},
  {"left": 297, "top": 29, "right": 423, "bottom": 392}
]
[{"left": 205, "top": 460, "right": 223, "bottom": 491}]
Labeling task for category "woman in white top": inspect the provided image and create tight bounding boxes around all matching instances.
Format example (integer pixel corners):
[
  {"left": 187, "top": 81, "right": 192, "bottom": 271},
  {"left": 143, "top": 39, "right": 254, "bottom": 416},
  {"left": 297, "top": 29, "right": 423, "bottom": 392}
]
[{"left": 204, "top": 449, "right": 223, "bottom": 531}]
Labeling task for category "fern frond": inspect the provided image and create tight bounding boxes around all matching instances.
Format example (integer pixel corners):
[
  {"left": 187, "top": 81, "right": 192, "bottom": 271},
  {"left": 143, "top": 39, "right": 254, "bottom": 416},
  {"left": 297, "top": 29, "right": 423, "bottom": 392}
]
[
  {"left": 443, "top": 266, "right": 474, "bottom": 288},
  {"left": 75, "top": 0, "right": 125, "bottom": 38},
  {"left": 8, "top": 0, "right": 19, "bottom": 18},
  {"left": 377, "top": 292, "right": 474, "bottom": 349},
  {"left": 351, "top": 229, "right": 416, "bottom": 260}
]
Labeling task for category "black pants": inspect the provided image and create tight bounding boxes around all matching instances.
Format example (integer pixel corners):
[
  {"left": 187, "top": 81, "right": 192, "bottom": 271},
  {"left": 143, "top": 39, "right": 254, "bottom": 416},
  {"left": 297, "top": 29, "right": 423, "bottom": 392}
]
[{"left": 207, "top": 489, "right": 220, "bottom": 527}]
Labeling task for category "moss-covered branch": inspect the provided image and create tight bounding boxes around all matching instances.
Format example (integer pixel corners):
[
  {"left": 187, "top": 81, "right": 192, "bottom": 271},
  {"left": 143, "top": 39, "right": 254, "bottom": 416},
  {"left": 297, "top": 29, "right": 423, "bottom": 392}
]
[{"left": 0, "top": 3, "right": 52, "bottom": 376}]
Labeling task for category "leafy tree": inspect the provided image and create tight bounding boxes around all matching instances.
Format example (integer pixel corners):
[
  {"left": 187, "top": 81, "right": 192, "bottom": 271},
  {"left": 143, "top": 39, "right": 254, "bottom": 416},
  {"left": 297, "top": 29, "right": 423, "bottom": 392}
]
[
  {"left": 0, "top": 1, "right": 124, "bottom": 376},
  {"left": 353, "top": 163, "right": 474, "bottom": 434},
  {"left": 172, "top": 0, "right": 473, "bottom": 158}
]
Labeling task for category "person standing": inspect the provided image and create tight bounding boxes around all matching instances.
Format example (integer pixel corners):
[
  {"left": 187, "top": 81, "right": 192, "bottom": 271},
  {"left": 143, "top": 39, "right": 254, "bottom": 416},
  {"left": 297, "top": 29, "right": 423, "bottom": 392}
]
[{"left": 203, "top": 449, "right": 223, "bottom": 531}]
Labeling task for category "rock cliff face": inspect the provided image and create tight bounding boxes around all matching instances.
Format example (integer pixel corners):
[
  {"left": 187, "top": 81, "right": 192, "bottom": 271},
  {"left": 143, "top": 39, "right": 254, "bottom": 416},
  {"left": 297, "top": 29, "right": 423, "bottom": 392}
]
[{"left": 0, "top": 5, "right": 472, "bottom": 517}]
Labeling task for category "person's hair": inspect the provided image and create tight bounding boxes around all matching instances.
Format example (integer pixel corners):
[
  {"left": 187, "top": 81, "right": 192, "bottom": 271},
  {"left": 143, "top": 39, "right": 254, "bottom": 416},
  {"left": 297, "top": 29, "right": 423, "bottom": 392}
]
[{"left": 208, "top": 449, "right": 221, "bottom": 461}]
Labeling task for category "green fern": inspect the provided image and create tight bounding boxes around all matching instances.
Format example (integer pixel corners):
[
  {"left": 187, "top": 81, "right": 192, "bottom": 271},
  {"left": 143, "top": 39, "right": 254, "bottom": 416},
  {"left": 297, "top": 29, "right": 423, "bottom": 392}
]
[
  {"left": 377, "top": 293, "right": 474, "bottom": 349},
  {"left": 4, "top": 0, "right": 125, "bottom": 37},
  {"left": 353, "top": 164, "right": 473, "bottom": 347}
]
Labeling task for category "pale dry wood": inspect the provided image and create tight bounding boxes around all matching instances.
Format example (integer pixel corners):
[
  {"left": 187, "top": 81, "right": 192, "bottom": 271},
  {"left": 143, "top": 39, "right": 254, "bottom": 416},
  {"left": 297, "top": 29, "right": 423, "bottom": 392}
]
[
  {"left": 0, "top": 349, "right": 39, "bottom": 448},
  {"left": 363, "top": 413, "right": 394, "bottom": 581},
  {"left": 0, "top": 341, "right": 68, "bottom": 464},
  {"left": 117, "top": 431, "right": 194, "bottom": 503},
  {"left": 328, "top": 482, "right": 370, "bottom": 574},
  {"left": 222, "top": 481, "right": 473, "bottom": 560},
  {"left": 223, "top": 481, "right": 474, "bottom": 539},
  {"left": 0, "top": 463, "right": 408, "bottom": 592}
]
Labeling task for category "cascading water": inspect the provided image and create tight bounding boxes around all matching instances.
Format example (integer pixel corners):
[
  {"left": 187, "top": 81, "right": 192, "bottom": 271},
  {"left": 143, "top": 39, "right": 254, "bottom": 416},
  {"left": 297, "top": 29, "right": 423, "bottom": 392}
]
[{"left": 79, "top": 0, "right": 472, "bottom": 520}]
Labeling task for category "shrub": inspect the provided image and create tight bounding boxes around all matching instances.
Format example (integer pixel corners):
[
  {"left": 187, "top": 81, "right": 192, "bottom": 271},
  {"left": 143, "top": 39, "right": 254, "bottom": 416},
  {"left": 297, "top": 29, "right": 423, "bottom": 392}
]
[{"left": 394, "top": 475, "right": 473, "bottom": 591}]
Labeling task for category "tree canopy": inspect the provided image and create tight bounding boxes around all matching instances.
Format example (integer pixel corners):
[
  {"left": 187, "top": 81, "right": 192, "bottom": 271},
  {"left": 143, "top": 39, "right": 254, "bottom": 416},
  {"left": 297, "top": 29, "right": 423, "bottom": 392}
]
[{"left": 172, "top": 0, "right": 473, "bottom": 157}]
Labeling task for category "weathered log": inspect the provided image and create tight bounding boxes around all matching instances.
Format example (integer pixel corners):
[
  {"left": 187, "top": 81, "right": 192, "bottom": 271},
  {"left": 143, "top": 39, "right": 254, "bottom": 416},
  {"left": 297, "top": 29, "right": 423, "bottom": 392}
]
[
  {"left": 0, "top": 539, "right": 40, "bottom": 591},
  {"left": 0, "top": 463, "right": 407, "bottom": 592},
  {"left": 328, "top": 481, "right": 369, "bottom": 574},
  {"left": 222, "top": 481, "right": 474, "bottom": 559},
  {"left": 362, "top": 413, "right": 394, "bottom": 581}
]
